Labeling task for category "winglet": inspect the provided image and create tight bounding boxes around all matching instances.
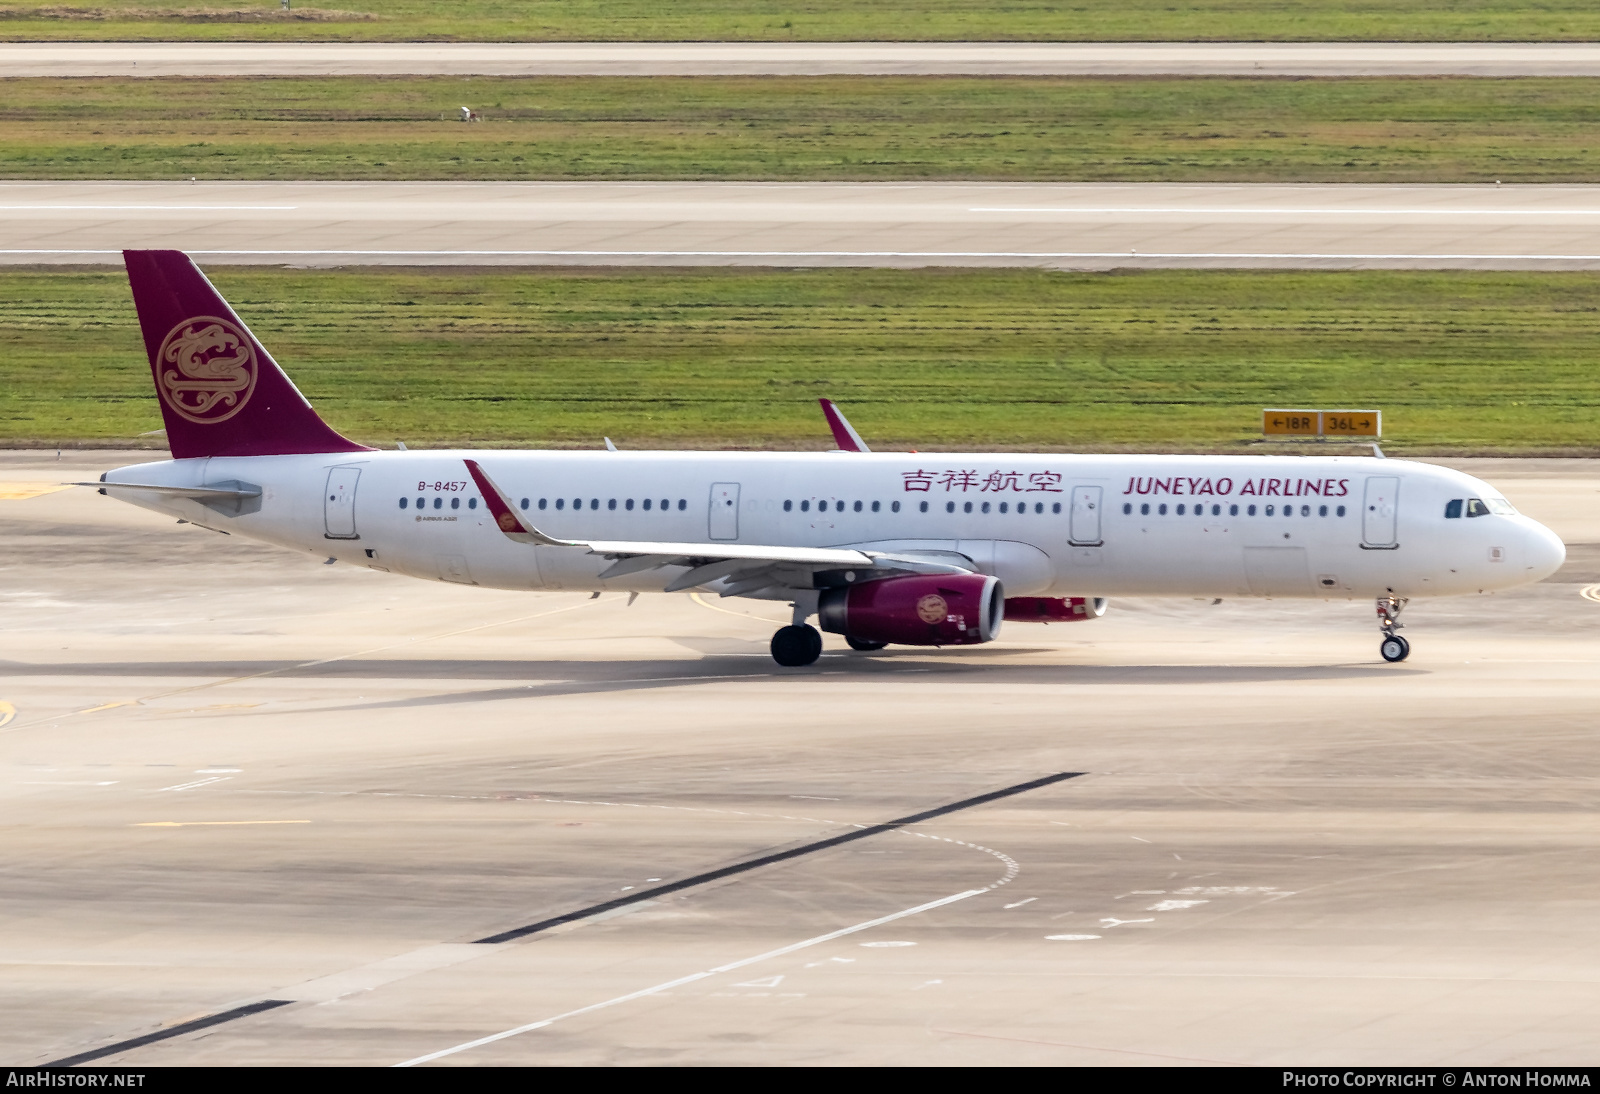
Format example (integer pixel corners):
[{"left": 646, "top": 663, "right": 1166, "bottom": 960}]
[
  {"left": 819, "top": 399, "right": 870, "bottom": 453},
  {"left": 463, "top": 459, "right": 575, "bottom": 547}
]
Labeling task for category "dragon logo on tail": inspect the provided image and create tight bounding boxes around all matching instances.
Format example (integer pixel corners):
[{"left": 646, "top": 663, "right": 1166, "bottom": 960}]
[{"left": 157, "top": 316, "right": 258, "bottom": 424}]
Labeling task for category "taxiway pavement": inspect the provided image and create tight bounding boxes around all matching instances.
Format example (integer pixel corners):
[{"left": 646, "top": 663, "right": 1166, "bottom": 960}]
[
  {"left": 10, "top": 42, "right": 1600, "bottom": 78},
  {"left": 2, "top": 451, "right": 1598, "bottom": 1066},
  {"left": 9, "top": 181, "right": 1600, "bottom": 270}
]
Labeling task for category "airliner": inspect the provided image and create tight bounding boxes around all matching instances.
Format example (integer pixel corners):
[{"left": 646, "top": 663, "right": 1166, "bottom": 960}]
[{"left": 82, "top": 250, "right": 1566, "bottom": 667}]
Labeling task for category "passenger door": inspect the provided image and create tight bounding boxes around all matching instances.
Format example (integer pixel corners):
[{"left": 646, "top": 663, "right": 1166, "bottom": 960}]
[
  {"left": 1069, "top": 485, "right": 1103, "bottom": 546},
  {"left": 1362, "top": 476, "right": 1400, "bottom": 548},
  {"left": 324, "top": 466, "right": 360, "bottom": 540},
  {"left": 709, "top": 482, "right": 740, "bottom": 540}
]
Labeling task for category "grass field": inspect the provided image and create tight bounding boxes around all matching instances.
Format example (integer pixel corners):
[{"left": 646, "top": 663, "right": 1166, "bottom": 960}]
[
  {"left": 4, "top": 0, "right": 1600, "bottom": 42},
  {"left": 6, "top": 76, "right": 1600, "bottom": 182},
  {"left": 3, "top": 267, "right": 1597, "bottom": 454}
]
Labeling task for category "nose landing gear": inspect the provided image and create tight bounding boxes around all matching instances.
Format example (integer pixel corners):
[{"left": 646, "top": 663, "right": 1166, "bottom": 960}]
[{"left": 1377, "top": 594, "right": 1410, "bottom": 662}]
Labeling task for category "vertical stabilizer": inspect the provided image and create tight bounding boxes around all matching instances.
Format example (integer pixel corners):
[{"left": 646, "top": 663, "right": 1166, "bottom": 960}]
[{"left": 124, "top": 249, "right": 370, "bottom": 459}]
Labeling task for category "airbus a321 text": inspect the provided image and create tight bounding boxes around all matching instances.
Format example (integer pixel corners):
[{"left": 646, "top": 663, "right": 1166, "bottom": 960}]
[{"left": 82, "top": 251, "right": 1566, "bottom": 667}]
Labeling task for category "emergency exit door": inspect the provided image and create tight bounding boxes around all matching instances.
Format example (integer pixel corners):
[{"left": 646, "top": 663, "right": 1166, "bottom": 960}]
[
  {"left": 709, "top": 482, "right": 740, "bottom": 540},
  {"left": 1362, "top": 476, "right": 1400, "bottom": 548},
  {"left": 1069, "top": 485, "right": 1103, "bottom": 545},
  {"left": 324, "top": 466, "right": 360, "bottom": 539}
]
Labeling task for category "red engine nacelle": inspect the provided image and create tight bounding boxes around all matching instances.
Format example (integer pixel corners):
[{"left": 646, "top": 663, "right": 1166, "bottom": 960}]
[
  {"left": 819, "top": 573, "right": 1004, "bottom": 647},
  {"left": 1003, "top": 596, "right": 1108, "bottom": 623}
]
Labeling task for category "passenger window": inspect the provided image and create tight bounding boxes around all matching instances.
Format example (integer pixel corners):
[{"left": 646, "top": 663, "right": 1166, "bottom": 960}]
[
  {"left": 872, "top": 500, "right": 881, "bottom": 512},
  {"left": 451, "top": 497, "right": 460, "bottom": 510},
  {"left": 556, "top": 498, "right": 565, "bottom": 510},
  {"left": 608, "top": 499, "right": 617, "bottom": 510},
  {"left": 854, "top": 500, "right": 863, "bottom": 513},
  {"left": 1158, "top": 503, "right": 1167, "bottom": 515},
  {"left": 1265, "top": 504, "right": 1274, "bottom": 516},
  {"left": 1035, "top": 503, "right": 1044, "bottom": 514},
  {"left": 1140, "top": 502, "right": 1149, "bottom": 515},
  {"left": 416, "top": 497, "right": 424, "bottom": 509},
  {"left": 1247, "top": 504, "right": 1257, "bottom": 516},
  {"left": 947, "top": 501, "right": 956, "bottom": 514},
  {"left": 399, "top": 497, "right": 408, "bottom": 509},
  {"left": 1212, "top": 504, "right": 1221, "bottom": 516},
  {"left": 891, "top": 501, "right": 900, "bottom": 513},
  {"left": 539, "top": 498, "right": 547, "bottom": 510},
  {"left": 981, "top": 501, "right": 991, "bottom": 514},
  {"left": 1466, "top": 498, "right": 1489, "bottom": 518},
  {"left": 469, "top": 498, "right": 478, "bottom": 510},
  {"left": 1176, "top": 503, "right": 1185, "bottom": 515},
  {"left": 1337, "top": 505, "right": 1346, "bottom": 517},
  {"left": 783, "top": 499, "right": 792, "bottom": 512},
  {"left": 801, "top": 500, "right": 810, "bottom": 512},
  {"left": 643, "top": 498, "right": 652, "bottom": 510},
  {"left": 1285, "top": 507, "right": 1294, "bottom": 518},
  {"left": 1445, "top": 499, "right": 1462, "bottom": 518},
  {"left": 1300, "top": 505, "right": 1309, "bottom": 517},
  {"left": 625, "top": 499, "right": 634, "bottom": 510},
  {"left": 917, "top": 501, "right": 926, "bottom": 512},
  {"left": 520, "top": 497, "right": 529, "bottom": 510},
  {"left": 573, "top": 498, "right": 581, "bottom": 509},
  {"left": 1123, "top": 502, "right": 1132, "bottom": 515},
  {"left": 1229, "top": 503, "right": 1238, "bottom": 516},
  {"left": 433, "top": 497, "right": 442, "bottom": 510},
  {"left": 590, "top": 499, "right": 599, "bottom": 510},
  {"left": 678, "top": 499, "right": 687, "bottom": 511},
  {"left": 1318, "top": 504, "right": 1327, "bottom": 517},
  {"left": 964, "top": 501, "right": 974, "bottom": 514},
  {"left": 999, "top": 502, "right": 1009, "bottom": 514}
]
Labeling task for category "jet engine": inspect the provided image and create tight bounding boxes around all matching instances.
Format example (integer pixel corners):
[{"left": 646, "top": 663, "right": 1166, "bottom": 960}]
[
  {"left": 1003, "top": 596, "right": 1108, "bottom": 622},
  {"left": 818, "top": 573, "right": 1003, "bottom": 647}
]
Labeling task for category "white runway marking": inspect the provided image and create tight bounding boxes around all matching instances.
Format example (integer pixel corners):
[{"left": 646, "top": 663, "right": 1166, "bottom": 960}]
[
  {"left": 973, "top": 206, "right": 1600, "bottom": 216},
  {"left": 0, "top": 206, "right": 298, "bottom": 212},
  {"left": 394, "top": 888, "right": 985, "bottom": 1067},
  {"left": 155, "top": 776, "right": 231, "bottom": 792}
]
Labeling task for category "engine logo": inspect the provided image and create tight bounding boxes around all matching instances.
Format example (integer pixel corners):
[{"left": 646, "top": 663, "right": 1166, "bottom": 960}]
[
  {"left": 916, "top": 593, "right": 948, "bottom": 624},
  {"left": 156, "top": 316, "right": 258, "bottom": 425}
]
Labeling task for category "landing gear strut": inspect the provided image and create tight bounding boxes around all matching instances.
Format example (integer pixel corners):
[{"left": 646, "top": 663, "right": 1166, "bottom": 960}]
[
  {"left": 1377, "top": 594, "right": 1410, "bottom": 663},
  {"left": 771, "top": 624, "right": 823, "bottom": 667}
]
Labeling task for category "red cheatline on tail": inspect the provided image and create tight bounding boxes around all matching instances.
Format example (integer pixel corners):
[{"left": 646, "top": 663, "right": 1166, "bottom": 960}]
[{"left": 124, "top": 250, "right": 369, "bottom": 460}]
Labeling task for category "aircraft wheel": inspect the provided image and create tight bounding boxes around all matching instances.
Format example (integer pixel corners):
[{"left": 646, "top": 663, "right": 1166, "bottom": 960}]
[
  {"left": 772, "top": 624, "right": 823, "bottom": 667},
  {"left": 845, "top": 635, "right": 887, "bottom": 652},
  {"left": 1379, "top": 635, "right": 1410, "bottom": 663}
]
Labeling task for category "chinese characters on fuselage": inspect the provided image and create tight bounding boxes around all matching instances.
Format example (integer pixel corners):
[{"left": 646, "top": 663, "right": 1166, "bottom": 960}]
[{"left": 902, "top": 470, "right": 1063, "bottom": 493}]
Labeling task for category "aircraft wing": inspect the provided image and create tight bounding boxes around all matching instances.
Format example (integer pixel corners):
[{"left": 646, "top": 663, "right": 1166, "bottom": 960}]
[
  {"left": 819, "top": 398, "right": 870, "bottom": 452},
  {"left": 463, "top": 459, "right": 971, "bottom": 594}
]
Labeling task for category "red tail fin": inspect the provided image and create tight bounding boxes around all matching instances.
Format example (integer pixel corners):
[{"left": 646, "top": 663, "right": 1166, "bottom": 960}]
[{"left": 124, "top": 250, "right": 370, "bottom": 459}]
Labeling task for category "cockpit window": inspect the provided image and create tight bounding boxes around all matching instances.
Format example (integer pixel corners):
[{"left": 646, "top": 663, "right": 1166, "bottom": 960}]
[
  {"left": 1485, "top": 496, "right": 1517, "bottom": 515},
  {"left": 1465, "top": 498, "right": 1489, "bottom": 518},
  {"left": 1444, "top": 499, "right": 1462, "bottom": 519}
]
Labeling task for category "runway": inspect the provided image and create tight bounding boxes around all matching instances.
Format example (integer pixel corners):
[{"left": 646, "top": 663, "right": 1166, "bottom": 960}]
[
  {"left": 3, "top": 450, "right": 1599, "bottom": 1066},
  {"left": 10, "top": 181, "right": 1600, "bottom": 270},
  {"left": 11, "top": 42, "right": 1600, "bottom": 78}
]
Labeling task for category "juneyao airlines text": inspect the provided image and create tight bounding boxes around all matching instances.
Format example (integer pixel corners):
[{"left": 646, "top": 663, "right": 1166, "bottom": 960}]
[{"left": 1124, "top": 476, "right": 1351, "bottom": 498}]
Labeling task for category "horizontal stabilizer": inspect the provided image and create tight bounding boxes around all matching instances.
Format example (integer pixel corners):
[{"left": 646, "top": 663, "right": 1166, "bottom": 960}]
[{"left": 75, "top": 480, "right": 261, "bottom": 500}]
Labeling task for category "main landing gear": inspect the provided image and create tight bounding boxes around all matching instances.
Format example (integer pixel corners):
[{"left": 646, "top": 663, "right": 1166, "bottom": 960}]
[
  {"left": 1377, "top": 594, "right": 1410, "bottom": 663},
  {"left": 771, "top": 624, "right": 823, "bottom": 667}
]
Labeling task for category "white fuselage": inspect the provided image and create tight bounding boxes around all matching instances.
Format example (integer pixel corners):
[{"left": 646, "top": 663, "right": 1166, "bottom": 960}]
[{"left": 101, "top": 450, "right": 1565, "bottom": 602}]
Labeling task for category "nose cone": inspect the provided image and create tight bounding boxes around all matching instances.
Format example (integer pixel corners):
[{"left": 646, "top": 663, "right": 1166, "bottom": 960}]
[{"left": 1523, "top": 520, "right": 1567, "bottom": 582}]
